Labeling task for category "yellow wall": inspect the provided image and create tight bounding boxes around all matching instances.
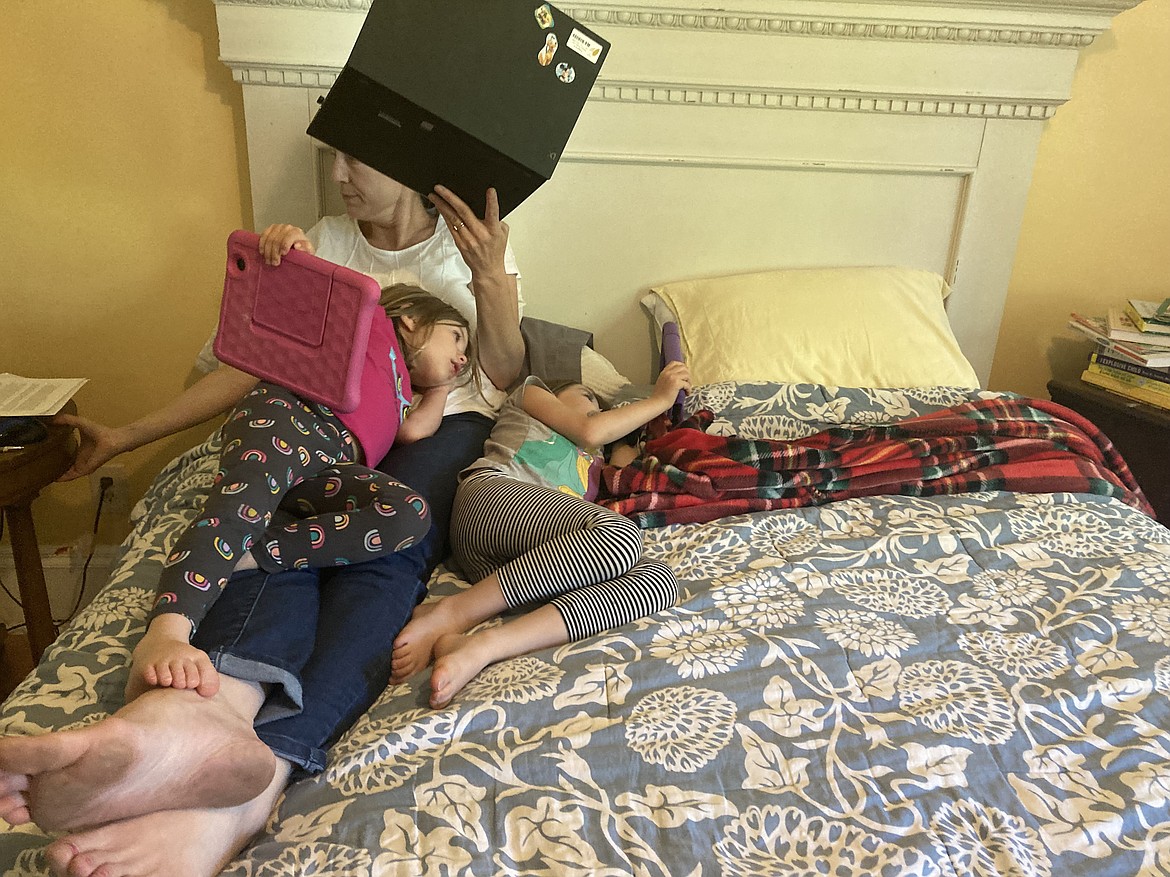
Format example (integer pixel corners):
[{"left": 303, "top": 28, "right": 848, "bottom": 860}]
[
  {"left": 2, "top": 0, "right": 1166, "bottom": 549},
  {"left": 990, "top": 0, "right": 1170, "bottom": 396},
  {"left": 2, "top": 2, "right": 251, "bottom": 547}
]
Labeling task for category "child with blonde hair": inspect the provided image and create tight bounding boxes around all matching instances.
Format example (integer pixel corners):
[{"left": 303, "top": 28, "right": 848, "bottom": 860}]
[
  {"left": 391, "top": 362, "right": 691, "bottom": 707},
  {"left": 133, "top": 282, "right": 474, "bottom": 699}
]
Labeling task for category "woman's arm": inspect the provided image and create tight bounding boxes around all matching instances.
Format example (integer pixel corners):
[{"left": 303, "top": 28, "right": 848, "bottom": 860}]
[
  {"left": 54, "top": 366, "right": 258, "bottom": 480},
  {"left": 521, "top": 362, "right": 692, "bottom": 450},
  {"left": 428, "top": 186, "right": 524, "bottom": 390}
]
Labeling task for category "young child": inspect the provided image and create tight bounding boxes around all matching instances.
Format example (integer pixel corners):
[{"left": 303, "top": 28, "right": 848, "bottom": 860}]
[
  {"left": 390, "top": 361, "right": 692, "bottom": 707},
  {"left": 132, "top": 281, "right": 476, "bottom": 699}
]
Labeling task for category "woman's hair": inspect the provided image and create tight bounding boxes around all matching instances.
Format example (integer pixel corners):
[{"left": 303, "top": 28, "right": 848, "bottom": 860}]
[{"left": 379, "top": 283, "right": 477, "bottom": 388}]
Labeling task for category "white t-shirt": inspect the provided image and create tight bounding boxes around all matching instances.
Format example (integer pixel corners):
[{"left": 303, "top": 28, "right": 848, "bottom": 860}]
[{"left": 198, "top": 214, "right": 523, "bottom": 418}]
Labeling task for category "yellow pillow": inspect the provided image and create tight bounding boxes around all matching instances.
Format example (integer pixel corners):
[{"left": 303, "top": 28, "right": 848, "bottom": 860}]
[{"left": 646, "top": 266, "right": 979, "bottom": 388}]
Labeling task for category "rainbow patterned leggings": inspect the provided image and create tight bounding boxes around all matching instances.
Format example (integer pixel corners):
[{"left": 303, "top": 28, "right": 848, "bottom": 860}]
[{"left": 151, "top": 383, "right": 431, "bottom": 631}]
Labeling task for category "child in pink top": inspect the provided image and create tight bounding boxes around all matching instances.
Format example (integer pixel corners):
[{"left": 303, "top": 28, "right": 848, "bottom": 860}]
[{"left": 132, "top": 281, "right": 474, "bottom": 698}]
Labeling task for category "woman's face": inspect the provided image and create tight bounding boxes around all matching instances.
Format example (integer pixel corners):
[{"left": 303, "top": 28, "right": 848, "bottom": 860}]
[
  {"left": 330, "top": 152, "right": 413, "bottom": 222},
  {"left": 403, "top": 320, "right": 470, "bottom": 388}
]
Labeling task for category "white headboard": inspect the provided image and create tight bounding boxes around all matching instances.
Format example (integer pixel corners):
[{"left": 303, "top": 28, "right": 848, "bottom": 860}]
[{"left": 213, "top": 0, "right": 1141, "bottom": 386}]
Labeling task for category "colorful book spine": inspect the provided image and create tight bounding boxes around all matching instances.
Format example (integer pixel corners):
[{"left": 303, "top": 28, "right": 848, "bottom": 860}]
[
  {"left": 1090, "top": 351, "right": 1170, "bottom": 385},
  {"left": 1067, "top": 314, "right": 1170, "bottom": 367},
  {"left": 1086, "top": 361, "right": 1170, "bottom": 399},
  {"left": 1081, "top": 369, "right": 1170, "bottom": 412}
]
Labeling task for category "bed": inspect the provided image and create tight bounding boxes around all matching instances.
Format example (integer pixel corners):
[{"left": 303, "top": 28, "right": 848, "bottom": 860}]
[
  {"left": 6, "top": 0, "right": 1169, "bottom": 874},
  {"left": 3, "top": 265, "right": 1169, "bottom": 875}
]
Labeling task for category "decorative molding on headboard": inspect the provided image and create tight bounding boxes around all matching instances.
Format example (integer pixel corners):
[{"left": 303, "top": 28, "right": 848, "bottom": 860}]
[
  {"left": 589, "top": 81, "right": 1061, "bottom": 119},
  {"left": 214, "top": 0, "right": 1135, "bottom": 52},
  {"left": 559, "top": 7, "right": 1100, "bottom": 48},
  {"left": 227, "top": 62, "right": 1060, "bottom": 118}
]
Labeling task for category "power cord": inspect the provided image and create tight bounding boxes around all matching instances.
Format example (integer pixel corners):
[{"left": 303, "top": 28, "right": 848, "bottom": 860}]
[
  {"left": 53, "top": 476, "right": 112, "bottom": 626},
  {"left": 0, "top": 515, "right": 23, "bottom": 611},
  {"left": 0, "top": 477, "right": 110, "bottom": 632}
]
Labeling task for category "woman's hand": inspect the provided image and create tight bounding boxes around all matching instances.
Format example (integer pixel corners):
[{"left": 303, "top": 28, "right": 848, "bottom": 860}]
[
  {"left": 428, "top": 185, "right": 524, "bottom": 390},
  {"left": 52, "top": 413, "right": 133, "bottom": 481},
  {"left": 428, "top": 186, "right": 509, "bottom": 281},
  {"left": 258, "top": 224, "right": 314, "bottom": 266},
  {"left": 652, "top": 361, "right": 692, "bottom": 404}
]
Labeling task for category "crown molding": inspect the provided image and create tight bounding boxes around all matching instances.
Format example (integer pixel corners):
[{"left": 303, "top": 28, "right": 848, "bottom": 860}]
[
  {"left": 590, "top": 80, "right": 1062, "bottom": 118},
  {"left": 228, "top": 63, "right": 1061, "bottom": 119},
  {"left": 231, "top": 65, "right": 340, "bottom": 88},
  {"left": 559, "top": 6, "right": 1098, "bottom": 47},
  {"left": 214, "top": 0, "right": 1139, "bottom": 47}
]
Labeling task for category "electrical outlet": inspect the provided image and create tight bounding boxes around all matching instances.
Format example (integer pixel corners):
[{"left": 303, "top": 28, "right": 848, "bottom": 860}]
[{"left": 91, "top": 464, "right": 131, "bottom": 517}]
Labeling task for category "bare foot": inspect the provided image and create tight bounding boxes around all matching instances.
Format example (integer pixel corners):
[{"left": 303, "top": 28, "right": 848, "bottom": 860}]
[
  {"left": 45, "top": 760, "right": 289, "bottom": 877},
  {"left": 129, "top": 621, "right": 220, "bottom": 700},
  {"left": 0, "top": 686, "right": 275, "bottom": 833},
  {"left": 429, "top": 632, "right": 496, "bottom": 708},
  {"left": 391, "top": 600, "right": 464, "bottom": 683},
  {"left": 0, "top": 771, "right": 30, "bottom": 825},
  {"left": 125, "top": 614, "right": 218, "bottom": 701}
]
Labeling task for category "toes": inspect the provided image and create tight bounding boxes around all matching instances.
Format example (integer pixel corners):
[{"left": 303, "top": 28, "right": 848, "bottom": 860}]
[
  {"left": 0, "top": 794, "right": 30, "bottom": 825},
  {"left": 45, "top": 839, "right": 79, "bottom": 876},
  {"left": 168, "top": 662, "right": 189, "bottom": 690},
  {"left": 195, "top": 665, "right": 221, "bottom": 699}
]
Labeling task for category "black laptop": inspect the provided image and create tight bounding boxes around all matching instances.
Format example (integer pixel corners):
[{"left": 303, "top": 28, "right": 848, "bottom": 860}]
[{"left": 307, "top": 0, "right": 610, "bottom": 217}]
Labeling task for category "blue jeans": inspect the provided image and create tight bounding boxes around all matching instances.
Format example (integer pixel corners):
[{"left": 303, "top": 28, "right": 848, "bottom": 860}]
[{"left": 191, "top": 413, "right": 493, "bottom": 773}]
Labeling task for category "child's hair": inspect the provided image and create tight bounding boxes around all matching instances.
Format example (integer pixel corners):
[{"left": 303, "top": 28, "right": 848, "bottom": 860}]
[
  {"left": 379, "top": 283, "right": 477, "bottom": 389},
  {"left": 548, "top": 380, "right": 607, "bottom": 410}
]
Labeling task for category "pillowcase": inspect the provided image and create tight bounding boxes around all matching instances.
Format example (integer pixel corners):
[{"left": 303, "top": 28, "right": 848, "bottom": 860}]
[
  {"left": 518, "top": 315, "right": 634, "bottom": 404},
  {"left": 643, "top": 266, "right": 979, "bottom": 388}
]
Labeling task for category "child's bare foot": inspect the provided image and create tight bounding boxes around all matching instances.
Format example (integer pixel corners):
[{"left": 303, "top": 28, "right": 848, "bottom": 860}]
[
  {"left": 0, "top": 686, "right": 275, "bottom": 833},
  {"left": 128, "top": 617, "right": 219, "bottom": 700},
  {"left": 391, "top": 600, "right": 466, "bottom": 683},
  {"left": 429, "top": 632, "right": 495, "bottom": 708}
]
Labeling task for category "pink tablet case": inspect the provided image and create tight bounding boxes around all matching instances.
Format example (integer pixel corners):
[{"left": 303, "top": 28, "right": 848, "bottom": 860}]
[{"left": 214, "top": 229, "right": 381, "bottom": 413}]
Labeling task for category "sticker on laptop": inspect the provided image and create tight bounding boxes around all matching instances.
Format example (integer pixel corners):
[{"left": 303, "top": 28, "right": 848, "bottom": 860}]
[
  {"left": 567, "top": 28, "right": 603, "bottom": 63},
  {"left": 555, "top": 62, "right": 575, "bottom": 84},
  {"left": 537, "top": 32, "right": 558, "bottom": 66},
  {"left": 534, "top": 3, "right": 554, "bottom": 28}
]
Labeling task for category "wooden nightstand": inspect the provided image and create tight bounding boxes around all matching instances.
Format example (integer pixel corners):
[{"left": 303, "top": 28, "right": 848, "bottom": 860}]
[
  {"left": 0, "top": 406, "right": 78, "bottom": 664},
  {"left": 1048, "top": 378, "right": 1170, "bottom": 526}
]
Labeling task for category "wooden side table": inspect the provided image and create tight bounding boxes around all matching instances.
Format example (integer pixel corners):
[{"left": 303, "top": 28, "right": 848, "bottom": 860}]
[
  {"left": 0, "top": 406, "right": 78, "bottom": 664},
  {"left": 1048, "top": 378, "right": 1170, "bottom": 526}
]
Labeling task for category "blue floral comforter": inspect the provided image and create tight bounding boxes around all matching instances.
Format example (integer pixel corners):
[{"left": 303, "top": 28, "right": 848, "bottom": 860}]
[{"left": 2, "top": 383, "right": 1169, "bottom": 876}]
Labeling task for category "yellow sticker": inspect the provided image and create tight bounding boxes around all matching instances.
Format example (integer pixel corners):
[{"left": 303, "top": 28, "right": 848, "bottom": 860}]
[
  {"left": 534, "top": 3, "right": 554, "bottom": 28},
  {"left": 567, "top": 28, "right": 603, "bottom": 63}
]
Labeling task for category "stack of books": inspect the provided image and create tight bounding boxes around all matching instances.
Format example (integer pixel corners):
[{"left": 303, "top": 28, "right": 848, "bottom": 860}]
[{"left": 1067, "top": 298, "right": 1170, "bottom": 412}]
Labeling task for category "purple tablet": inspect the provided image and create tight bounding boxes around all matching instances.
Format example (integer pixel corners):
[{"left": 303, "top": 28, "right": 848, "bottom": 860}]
[{"left": 214, "top": 230, "right": 381, "bottom": 413}]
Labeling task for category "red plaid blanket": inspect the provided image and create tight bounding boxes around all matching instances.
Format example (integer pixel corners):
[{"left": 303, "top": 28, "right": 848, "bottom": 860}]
[{"left": 598, "top": 396, "right": 1155, "bottom": 527}]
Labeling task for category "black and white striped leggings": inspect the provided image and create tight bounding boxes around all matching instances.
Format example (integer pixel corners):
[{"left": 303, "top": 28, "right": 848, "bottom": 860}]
[{"left": 450, "top": 471, "right": 678, "bottom": 641}]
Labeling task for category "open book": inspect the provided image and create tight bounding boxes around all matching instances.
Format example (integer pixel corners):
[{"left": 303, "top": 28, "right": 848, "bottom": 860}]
[{"left": 0, "top": 373, "right": 87, "bottom": 417}]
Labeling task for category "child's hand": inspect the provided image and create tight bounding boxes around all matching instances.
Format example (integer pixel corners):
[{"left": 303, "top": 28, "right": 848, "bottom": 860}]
[
  {"left": 258, "top": 224, "right": 314, "bottom": 266},
  {"left": 652, "top": 361, "right": 692, "bottom": 404}
]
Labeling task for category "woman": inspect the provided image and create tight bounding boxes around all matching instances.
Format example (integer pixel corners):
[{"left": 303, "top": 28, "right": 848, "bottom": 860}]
[{"left": 2, "top": 157, "right": 525, "bottom": 877}]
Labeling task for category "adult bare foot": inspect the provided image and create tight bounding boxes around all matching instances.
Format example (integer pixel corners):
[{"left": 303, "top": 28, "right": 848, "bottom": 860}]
[
  {"left": 0, "top": 684, "right": 275, "bottom": 833},
  {"left": 0, "top": 771, "right": 30, "bottom": 825},
  {"left": 45, "top": 760, "right": 290, "bottom": 877},
  {"left": 429, "top": 632, "right": 496, "bottom": 708}
]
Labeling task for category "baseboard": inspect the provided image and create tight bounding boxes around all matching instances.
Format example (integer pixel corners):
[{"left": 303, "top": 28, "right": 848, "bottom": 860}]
[{"left": 0, "top": 540, "right": 120, "bottom": 630}]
